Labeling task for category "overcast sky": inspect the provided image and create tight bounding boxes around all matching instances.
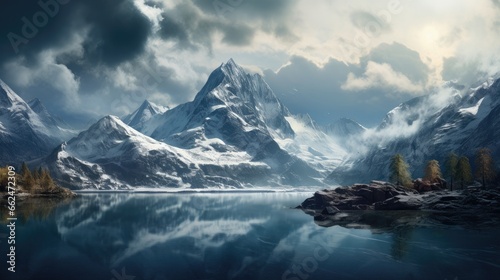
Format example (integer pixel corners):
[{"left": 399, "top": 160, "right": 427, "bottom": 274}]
[{"left": 1, "top": 0, "right": 499, "bottom": 127}]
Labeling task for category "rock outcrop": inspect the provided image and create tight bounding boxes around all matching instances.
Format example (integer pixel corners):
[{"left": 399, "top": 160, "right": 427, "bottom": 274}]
[
  {"left": 297, "top": 181, "right": 500, "bottom": 232},
  {"left": 299, "top": 181, "right": 420, "bottom": 211},
  {"left": 298, "top": 181, "right": 500, "bottom": 226}
]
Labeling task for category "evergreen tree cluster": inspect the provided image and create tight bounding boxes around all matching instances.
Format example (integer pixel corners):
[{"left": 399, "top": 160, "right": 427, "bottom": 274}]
[
  {"left": 0, "top": 163, "right": 56, "bottom": 193},
  {"left": 389, "top": 148, "right": 497, "bottom": 190}
]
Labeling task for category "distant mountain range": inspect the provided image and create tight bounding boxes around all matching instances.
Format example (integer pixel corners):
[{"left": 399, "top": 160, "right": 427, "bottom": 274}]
[
  {"left": 329, "top": 77, "right": 500, "bottom": 184},
  {"left": 1, "top": 60, "right": 499, "bottom": 189}
]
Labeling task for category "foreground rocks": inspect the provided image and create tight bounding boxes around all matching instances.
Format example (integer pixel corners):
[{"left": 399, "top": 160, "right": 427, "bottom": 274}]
[
  {"left": 298, "top": 181, "right": 500, "bottom": 228},
  {"left": 2, "top": 185, "right": 77, "bottom": 200},
  {"left": 299, "top": 180, "right": 500, "bottom": 211},
  {"left": 299, "top": 181, "right": 421, "bottom": 211}
]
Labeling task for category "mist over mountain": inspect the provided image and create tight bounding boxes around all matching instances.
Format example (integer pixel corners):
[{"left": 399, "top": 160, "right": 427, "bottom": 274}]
[{"left": 329, "top": 77, "right": 500, "bottom": 184}]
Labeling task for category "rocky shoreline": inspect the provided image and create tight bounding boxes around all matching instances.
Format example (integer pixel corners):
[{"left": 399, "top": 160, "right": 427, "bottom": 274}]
[
  {"left": 297, "top": 181, "right": 500, "bottom": 228},
  {"left": 1, "top": 185, "right": 77, "bottom": 200}
]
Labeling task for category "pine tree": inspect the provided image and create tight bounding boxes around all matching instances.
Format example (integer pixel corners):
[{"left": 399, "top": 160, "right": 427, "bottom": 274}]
[
  {"left": 33, "top": 168, "right": 40, "bottom": 181},
  {"left": 21, "top": 162, "right": 34, "bottom": 191},
  {"left": 444, "top": 153, "right": 458, "bottom": 191},
  {"left": 0, "top": 166, "right": 9, "bottom": 191},
  {"left": 475, "top": 148, "right": 495, "bottom": 188},
  {"left": 424, "top": 160, "right": 442, "bottom": 183},
  {"left": 40, "top": 169, "right": 54, "bottom": 191},
  {"left": 390, "top": 154, "right": 412, "bottom": 187},
  {"left": 456, "top": 156, "right": 473, "bottom": 189}
]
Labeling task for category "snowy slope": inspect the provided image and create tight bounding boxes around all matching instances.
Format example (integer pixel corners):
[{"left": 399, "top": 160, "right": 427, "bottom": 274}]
[
  {"left": 122, "top": 100, "right": 168, "bottom": 132},
  {"left": 329, "top": 77, "right": 500, "bottom": 184},
  {"left": 43, "top": 115, "right": 273, "bottom": 189},
  {"left": 0, "top": 79, "right": 75, "bottom": 163},
  {"left": 272, "top": 114, "right": 347, "bottom": 174},
  {"left": 325, "top": 118, "right": 366, "bottom": 138}
]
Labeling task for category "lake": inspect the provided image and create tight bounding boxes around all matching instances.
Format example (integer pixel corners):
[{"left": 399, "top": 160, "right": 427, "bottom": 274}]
[{"left": 1, "top": 192, "right": 500, "bottom": 280}]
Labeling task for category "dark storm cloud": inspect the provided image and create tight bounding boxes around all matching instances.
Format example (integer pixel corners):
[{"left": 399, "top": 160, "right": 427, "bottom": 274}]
[
  {"left": 221, "top": 24, "right": 255, "bottom": 46},
  {"left": 159, "top": 1, "right": 262, "bottom": 52},
  {"left": 0, "top": 0, "right": 151, "bottom": 67},
  {"left": 0, "top": 0, "right": 155, "bottom": 127},
  {"left": 158, "top": 2, "right": 255, "bottom": 51},
  {"left": 192, "top": 0, "right": 293, "bottom": 18},
  {"left": 0, "top": 0, "right": 77, "bottom": 65},
  {"left": 79, "top": 0, "right": 152, "bottom": 67},
  {"left": 178, "top": 0, "right": 297, "bottom": 46}
]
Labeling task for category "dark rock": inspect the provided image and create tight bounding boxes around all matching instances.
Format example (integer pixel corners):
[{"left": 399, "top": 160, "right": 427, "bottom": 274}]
[
  {"left": 299, "top": 182, "right": 500, "bottom": 218},
  {"left": 321, "top": 206, "right": 341, "bottom": 215},
  {"left": 374, "top": 196, "right": 422, "bottom": 210},
  {"left": 298, "top": 181, "right": 419, "bottom": 211}
]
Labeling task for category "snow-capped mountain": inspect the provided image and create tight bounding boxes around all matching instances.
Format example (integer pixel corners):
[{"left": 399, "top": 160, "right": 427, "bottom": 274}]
[
  {"left": 42, "top": 59, "right": 350, "bottom": 189},
  {"left": 325, "top": 118, "right": 366, "bottom": 139},
  {"left": 0, "top": 79, "right": 75, "bottom": 164},
  {"left": 28, "top": 98, "right": 72, "bottom": 130},
  {"left": 43, "top": 115, "right": 276, "bottom": 189},
  {"left": 122, "top": 100, "right": 168, "bottom": 132},
  {"left": 127, "top": 59, "right": 339, "bottom": 185},
  {"left": 143, "top": 59, "right": 295, "bottom": 145},
  {"left": 329, "top": 77, "right": 500, "bottom": 184}
]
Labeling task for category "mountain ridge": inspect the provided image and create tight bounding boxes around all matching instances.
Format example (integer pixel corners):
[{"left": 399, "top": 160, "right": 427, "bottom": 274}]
[
  {"left": 0, "top": 79, "right": 75, "bottom": 163},
  {"left": 329, "top": 77, "right": 500, "bottom": 185}
]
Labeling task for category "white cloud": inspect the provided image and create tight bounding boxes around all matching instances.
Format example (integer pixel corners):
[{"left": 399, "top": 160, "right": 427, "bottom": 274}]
[
  {"left": 342, "top": 61, "right": 424, "bottom": 93},
  {"left": 134, "top": 0, "right": 164, "bottom": 32},
  {"left": 360, "top": 86, "right": 457, "bottom": 147},
  {"left": 3, "top": 54, "right": 80, "bottom": 105}
]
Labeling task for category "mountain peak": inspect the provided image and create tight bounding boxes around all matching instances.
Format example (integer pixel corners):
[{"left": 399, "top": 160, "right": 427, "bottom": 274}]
[
  {"left": 326, "top": 118, "right": 366, "bottom": 138},
  {"left": 96, "top": 115, "right": 125, "bottom": 128},
  {"left": 0, "top": 79, "right": 25, "bottom": 107},
  {"left": 123, "top": 100, "right": 168, "bottom": 130},
  {"left": 137, "top": 99, "right": 168, "bottom": 113},
  {"left": 72, "top": 115, "right": 140, "bottom": 143},
  {"left": 86, "top": 115, "right": 134, "bottom": 137},
  {"left": 224, "top": 58, "right": 238, "bottom": 68},
  {"left": 220, "top": 58, "right": 245, "bottom": 78}
]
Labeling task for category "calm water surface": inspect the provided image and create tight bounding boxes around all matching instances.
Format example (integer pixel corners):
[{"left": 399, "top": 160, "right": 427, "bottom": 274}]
[{"left": 1, "top": 193, "right": 499, "bottom": 280}]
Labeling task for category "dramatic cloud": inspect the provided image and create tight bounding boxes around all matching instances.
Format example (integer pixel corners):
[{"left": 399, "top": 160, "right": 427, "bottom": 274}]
[
  {"left": 0, "top": 0, "right": 498, "bottom": 128},
  {"left": 342, "top": 61, "right": 424, "bottom": 93},
  {"left": 264, "top": 42, "right": 430, "bottom": 126}
]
